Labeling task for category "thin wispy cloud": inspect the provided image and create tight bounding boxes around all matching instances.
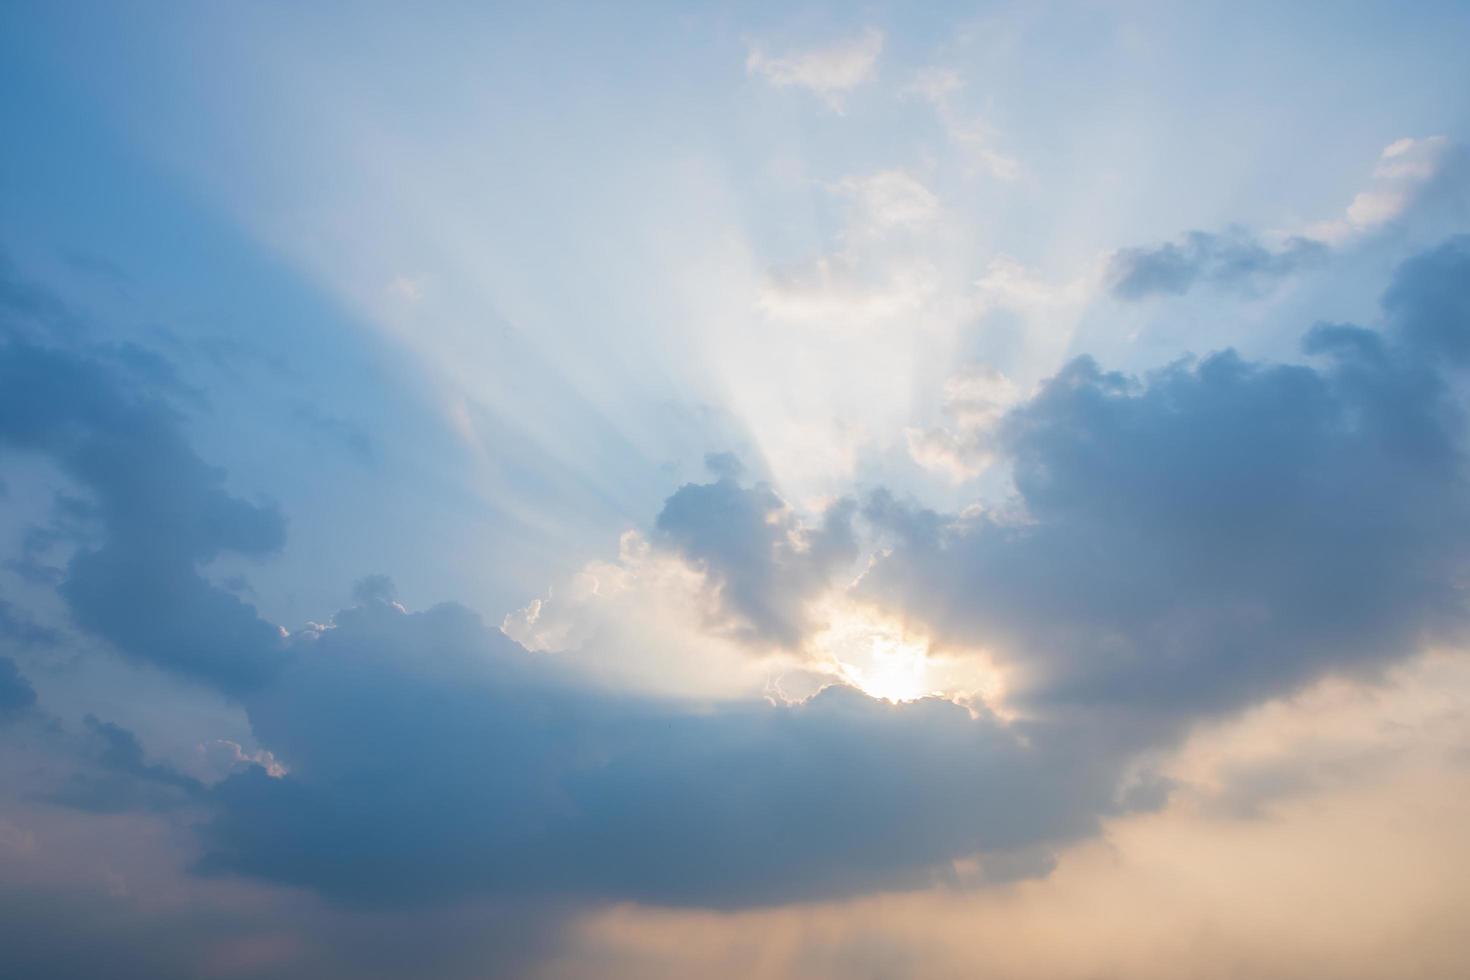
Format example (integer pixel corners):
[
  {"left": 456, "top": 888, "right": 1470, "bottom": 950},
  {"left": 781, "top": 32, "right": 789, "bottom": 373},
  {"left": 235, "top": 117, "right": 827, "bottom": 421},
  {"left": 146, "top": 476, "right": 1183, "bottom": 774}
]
[{"left": 746, "top": 28, "right": 883, "bottom": 110}]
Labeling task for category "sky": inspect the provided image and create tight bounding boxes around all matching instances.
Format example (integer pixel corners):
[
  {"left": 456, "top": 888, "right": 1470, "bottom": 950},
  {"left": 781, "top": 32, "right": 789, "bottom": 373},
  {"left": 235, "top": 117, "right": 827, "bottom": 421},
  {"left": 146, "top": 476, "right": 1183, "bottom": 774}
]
[{"left": 2, "top": 2, "right": 1470, "bottom": 977}]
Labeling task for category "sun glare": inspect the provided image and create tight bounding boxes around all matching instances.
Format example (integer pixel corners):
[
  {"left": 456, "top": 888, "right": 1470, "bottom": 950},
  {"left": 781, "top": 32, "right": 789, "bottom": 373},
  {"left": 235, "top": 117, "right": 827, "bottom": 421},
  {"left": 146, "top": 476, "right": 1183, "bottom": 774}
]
[
  {"left": 806, "top": 600, "right": 1010, "bottom": 707},
  {"left": 810, "top": 602, "right": 935, "bottom": 702},
  {"left": 849, "top": 632, "right": 932, "bottom": 702}
]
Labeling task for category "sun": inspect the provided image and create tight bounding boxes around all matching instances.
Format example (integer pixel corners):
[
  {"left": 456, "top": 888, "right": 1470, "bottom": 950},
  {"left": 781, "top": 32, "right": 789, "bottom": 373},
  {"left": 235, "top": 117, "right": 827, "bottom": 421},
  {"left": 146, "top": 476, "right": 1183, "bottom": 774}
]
[
  {"left": 808, "top": 602, "right": 934, "bottom": 702},
  {"left": 847, "top": 631, "right": 933, "bottom": 702},
  {"left": 803, "top": 598, "right": 1010, "bottom": 706}
]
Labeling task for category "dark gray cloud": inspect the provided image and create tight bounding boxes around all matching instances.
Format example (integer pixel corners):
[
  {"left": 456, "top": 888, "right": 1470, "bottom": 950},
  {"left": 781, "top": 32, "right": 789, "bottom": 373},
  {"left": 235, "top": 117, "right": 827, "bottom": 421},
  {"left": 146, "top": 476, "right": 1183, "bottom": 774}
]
[
  {"left": 200, "top": 600, "right": 1138, "bottom": 909},
  {"left": 0, "top": 338, "right": 287, "bottom": 694},
  {"left": 1108, "top": 229, "right": 1328, "bottom": 300},
  {"left": 863, "top": 236, "right": 1470, "bottom": 726},
  {"left": 655, "top": 467, "right": 856, "bottom": 648}
]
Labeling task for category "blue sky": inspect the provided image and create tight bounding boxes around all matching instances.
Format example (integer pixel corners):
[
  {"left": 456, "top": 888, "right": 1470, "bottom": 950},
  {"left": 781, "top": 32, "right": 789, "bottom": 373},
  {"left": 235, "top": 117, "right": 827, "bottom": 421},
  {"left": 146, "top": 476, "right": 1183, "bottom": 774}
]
[{"left": 3, "top": 3, "right": 1470, "bottom": 978}]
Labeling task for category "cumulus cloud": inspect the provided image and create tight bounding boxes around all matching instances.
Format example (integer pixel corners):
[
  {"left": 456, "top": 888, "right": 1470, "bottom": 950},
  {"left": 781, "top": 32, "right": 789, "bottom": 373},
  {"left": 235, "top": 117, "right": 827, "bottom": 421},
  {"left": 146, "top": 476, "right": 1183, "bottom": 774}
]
[
  {"left": 550, "top": 656, "right": 1470, "bottom": 980},
  {"left": 351, "top": 573, "right": 399, "bottom": 607},
  {"left": 745, "top": 29, "right": 883, "bottom": 110},
  {"left": 1385, "top": 235, "right": 1470, "bottom": 365},
  {"left": 907, "top": 256, "right": 1104, "bottom": 483},
  {"left": 866, "top": 236, "right": 1470, "bottom": 726},
  {"left": 654, "top": 467, "right": 857, "bottom": 649},
  {"left": 203, "top": 599, "right": 1136, "bottom": 909}
]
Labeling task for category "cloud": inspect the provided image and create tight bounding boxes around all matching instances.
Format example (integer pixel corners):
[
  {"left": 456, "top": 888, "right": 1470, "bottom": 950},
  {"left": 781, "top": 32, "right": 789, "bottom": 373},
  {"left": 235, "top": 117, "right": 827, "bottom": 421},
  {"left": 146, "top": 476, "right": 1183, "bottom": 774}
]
[
  {"left": 905, "top": 366, "right": 1019, "bottom": 481},
  {"left": 551, "top": 653, "right": 1470, "bottom": 980},
  {"left": 502, "top": 528, "right": 773, "bottom": 700},
  {"left": 0, "top": 799, "right": 571, "bottom": 980},
  {"left": 1384, "top": 235, "right": 1470, "bottom": 365},
  {"left": 351, "top": 573, "right": 399, "bottom": 606},
  {"left": 0, "top": 657, "right": 37, "bottom": 719},
  {"left": 904, "top": 68, "right": 1020, "bottom": 181},
  {"left": 0, "top": 252, "right": 83, "bottom": 340},
  {"left": 0, "top": 335, "right": 288, "bottom": 695},
  {"left": 4, "top": 234, "right": 1468, "bottom": 943},
  {"left": 907, "top": 256, "right": 1102, "bottom": 483},
  {"left": 1108, "top": 228, "right": 1328, "bottom": 300},
  {"left": 830, "top": 171, "right": 939, "bottom": 235},
  {"left": 865, "top": 236, "right": 1470, "bottom": 726},
  {"left": 1109, "top": 138, "right": 1470, "bottom": 301},
  {"left": 745, "top": 29, "right": 883, "bottom": 110},
  {"left": 48, "top": 715, "right": 206, "bottom": 814},
  {"left": 757, "top": 170, "right": 943, "bottom": 328},
  {"left": 202, "top": 599, "right": 1138, "bottom": 909},
  {"left": 757, "top": 255, "right": 939, "bottom": 326},
  {"left": 0, "top": 597, "right": 60, "bottom": 648},
  {"left": 654, "top": 468, "right": 856, "bottom": 649},
  {"left": 904, "top": 67, "right": 963, "bottom": 104},
  {"left": 1313, "top": 135, "right": 1470, "bottom": 243}
]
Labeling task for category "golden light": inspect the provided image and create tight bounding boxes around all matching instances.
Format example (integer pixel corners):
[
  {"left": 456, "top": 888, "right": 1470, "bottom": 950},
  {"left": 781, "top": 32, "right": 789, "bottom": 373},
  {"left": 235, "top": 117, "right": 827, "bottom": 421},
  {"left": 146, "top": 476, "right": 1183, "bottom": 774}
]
[
  {"left": 801, "top": 602, "right": 924, "bottom": 701},
  {"left": 844, "top": 628, "right": 932, "bottom": 702},
  {"left": 804, "top": 598, "right": 1010, "bottom": 707}
]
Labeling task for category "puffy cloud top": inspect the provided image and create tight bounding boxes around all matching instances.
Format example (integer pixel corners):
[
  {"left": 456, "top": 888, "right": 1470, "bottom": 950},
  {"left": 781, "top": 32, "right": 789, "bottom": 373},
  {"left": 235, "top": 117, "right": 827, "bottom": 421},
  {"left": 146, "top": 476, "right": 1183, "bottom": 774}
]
[{"left": 866, "top": 236, "right": 1470, "bottom": 723}]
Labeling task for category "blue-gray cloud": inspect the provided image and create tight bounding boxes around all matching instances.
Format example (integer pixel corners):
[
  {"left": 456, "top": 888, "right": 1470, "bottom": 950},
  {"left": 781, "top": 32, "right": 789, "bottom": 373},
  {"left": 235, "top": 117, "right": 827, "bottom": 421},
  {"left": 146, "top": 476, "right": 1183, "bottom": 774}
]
[
  {"left": 201, "top": 599, "right": 1135, "bottom": 909},
  {"left": 0, "top": 596, "right": 60, "bottom": 648},
  {"left": 5, "top": 238, "right": 1469, "bottom": 923},
  {"left": 0, "top": 335, "right": 287, "bottom": 694},
  {"left": 0, "top": 655, "right": 37, "bottom": 719},
  {"left": 864, "top": 236, "right": 1470, "bottom": 724},
  {"left": 1385, "top": 235, "right": 1470, "bottom": 365},
  {"left": 1108, "top": 229, "right": 1328, "bottom": 300},
  {"left": 47, "top": 715, "right": 206, "bottom": 813},
  {"left": 655, "top": 466, "right": 856, "bottom": 648}
]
